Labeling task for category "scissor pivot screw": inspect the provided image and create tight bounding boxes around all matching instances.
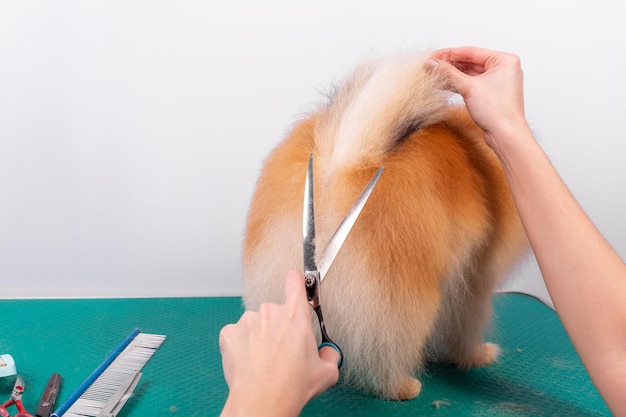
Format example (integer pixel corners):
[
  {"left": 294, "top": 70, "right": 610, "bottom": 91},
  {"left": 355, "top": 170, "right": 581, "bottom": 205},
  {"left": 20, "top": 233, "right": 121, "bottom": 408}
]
[{"left": 305, "top": 276, "right": 315, "bottom": 287}]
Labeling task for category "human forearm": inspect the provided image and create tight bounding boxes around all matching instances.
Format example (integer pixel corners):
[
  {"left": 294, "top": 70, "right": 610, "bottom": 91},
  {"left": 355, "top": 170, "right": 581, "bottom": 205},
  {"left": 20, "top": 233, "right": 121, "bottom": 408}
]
[
  {"left": 431, "top": 44, "right": 626, "bottom": 415},
  {"left": 494, "top": 126, "right": 626, "bottom": 414}
]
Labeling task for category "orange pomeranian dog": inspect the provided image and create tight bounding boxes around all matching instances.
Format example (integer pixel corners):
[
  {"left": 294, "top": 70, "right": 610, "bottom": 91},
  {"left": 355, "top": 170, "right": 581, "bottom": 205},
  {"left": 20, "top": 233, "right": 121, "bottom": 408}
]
[{"left": 242, "top": 52, "right": 529, "bottom": 400}]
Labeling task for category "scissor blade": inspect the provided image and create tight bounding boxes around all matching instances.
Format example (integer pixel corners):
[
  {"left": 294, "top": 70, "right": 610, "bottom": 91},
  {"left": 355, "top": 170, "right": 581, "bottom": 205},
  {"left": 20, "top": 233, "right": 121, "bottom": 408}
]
[
  {"left": 303, "top": 154, "right": 317, "bottom": 272},
  {"left": 13, "top": 375, "right": 25, "bottom": 397},
  {"left": 318, "top": 166, "right": 384, "bottom": 281}
]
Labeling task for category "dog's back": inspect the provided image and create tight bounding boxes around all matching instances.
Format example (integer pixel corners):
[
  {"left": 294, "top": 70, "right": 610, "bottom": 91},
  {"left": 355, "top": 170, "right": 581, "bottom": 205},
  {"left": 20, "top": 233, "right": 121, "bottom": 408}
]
[{"left": 242, "top": 53, "right": 528, "bottom": 399}]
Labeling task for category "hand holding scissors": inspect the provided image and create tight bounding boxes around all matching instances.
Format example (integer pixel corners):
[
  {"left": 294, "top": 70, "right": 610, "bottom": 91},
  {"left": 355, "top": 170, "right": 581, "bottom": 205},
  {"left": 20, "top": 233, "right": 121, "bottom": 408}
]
[{"left": 303, "top": 154, "right": 383, "bottom": 369}]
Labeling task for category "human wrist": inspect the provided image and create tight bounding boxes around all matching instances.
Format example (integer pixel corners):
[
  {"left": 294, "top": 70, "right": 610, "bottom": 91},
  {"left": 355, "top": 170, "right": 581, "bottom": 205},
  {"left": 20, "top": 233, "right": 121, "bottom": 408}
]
[
  {"left": 220, "top": 387, "right": 304, "bottom": 417},
  {"left": 484, "top": 118, "right": 534, "bottom": 161}
]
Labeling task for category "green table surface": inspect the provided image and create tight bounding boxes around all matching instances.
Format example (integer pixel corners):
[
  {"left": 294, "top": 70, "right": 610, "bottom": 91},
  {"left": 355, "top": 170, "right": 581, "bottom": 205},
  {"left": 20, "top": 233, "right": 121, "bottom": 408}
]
[{"left": 0, "top": 293, "right": 610, "bottom": 416}]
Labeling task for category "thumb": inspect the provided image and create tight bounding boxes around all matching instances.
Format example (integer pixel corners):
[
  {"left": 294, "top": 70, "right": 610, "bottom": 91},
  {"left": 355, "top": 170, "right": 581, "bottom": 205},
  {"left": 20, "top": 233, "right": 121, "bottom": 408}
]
[
  {"left": 317, "top": 345, "right": 341, "bottom": 389},
  {"left": 319, "top": 345, "right": 342, "bottom": 369},
  {"left": 425, "top": 58, "right": 468, "bottom": 96}
]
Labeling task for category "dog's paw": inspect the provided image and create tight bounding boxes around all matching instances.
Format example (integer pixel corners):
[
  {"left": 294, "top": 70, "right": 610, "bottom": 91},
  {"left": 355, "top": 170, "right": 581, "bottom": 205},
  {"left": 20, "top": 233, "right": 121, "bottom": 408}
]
[
  {"left": 449, "top": 341, "right": 501, "bottom": 369},
  {"left": 395, "top": 375, "right": 423, "bottom": 400},
  {"left": 466, "top": 342, "right": 501, "bottom": 368}
]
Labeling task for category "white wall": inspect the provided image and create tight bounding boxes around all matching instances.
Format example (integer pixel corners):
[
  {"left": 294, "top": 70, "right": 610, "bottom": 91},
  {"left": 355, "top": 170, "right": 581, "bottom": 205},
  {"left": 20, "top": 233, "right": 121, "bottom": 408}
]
[{"left": 1, "top": 1, "right": 624, "bottom": 300}]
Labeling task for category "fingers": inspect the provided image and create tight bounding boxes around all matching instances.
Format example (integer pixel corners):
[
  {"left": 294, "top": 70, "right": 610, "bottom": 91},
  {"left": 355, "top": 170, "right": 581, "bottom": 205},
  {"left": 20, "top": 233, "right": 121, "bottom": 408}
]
[
  {"left": 318, "top": 345, "right": 342, "bottom": 368},
  {"left": 218, "top": 323, "right": 241, "bottom": 385},
  {"left": 431, "top": 46, "right": 496, "bottom": 68},
  {"left": 316, "top": 345, "right": 341, "bottom": 391},
  {"left": 283, "top": 269, "right": 308, "bottom": 308},
  {"left": 218, "top": 312, "right": 253, "bottom": 351},
  {"left": 427, "top": 46, "right": 513, "bottom": 98},
  {"left": 431, "top": 46, "right": 521, "bottom": 78},
  {"left": 449, "top": 61, "right": 485, "bottom": 76},
  {"left": 426, "top": 58, "right": 470, "bottom": 96},
  {"left": 218, "top": 323, "right": 232, "bottom": 352}
]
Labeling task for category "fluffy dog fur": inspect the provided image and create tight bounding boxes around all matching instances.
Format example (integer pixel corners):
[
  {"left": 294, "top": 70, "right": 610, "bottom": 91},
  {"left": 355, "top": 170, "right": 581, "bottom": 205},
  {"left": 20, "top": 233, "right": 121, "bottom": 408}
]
[{"left": 242, "top": 53, "right": 529, "bottom": 400}]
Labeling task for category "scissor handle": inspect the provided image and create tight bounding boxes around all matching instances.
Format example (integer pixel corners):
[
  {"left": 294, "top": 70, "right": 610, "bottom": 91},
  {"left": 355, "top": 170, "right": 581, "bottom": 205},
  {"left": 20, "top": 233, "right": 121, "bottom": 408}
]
[
  {"left": 318, "top": 342, "right": 344, "bottom": 369},
  {"left": 313, "top": 306, "right": 344, "bottom": 368}
]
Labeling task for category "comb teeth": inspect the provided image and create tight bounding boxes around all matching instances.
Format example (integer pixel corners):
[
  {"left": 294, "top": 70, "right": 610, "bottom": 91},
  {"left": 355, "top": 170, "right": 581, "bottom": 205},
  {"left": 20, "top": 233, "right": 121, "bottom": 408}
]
[{"left": 58, "top": 332, "right": 166, "bottom": 417}]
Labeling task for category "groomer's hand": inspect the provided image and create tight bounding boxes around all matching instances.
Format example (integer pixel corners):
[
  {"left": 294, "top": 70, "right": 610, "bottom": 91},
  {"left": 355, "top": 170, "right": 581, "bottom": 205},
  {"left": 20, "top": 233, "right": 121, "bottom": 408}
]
[
  {"left": 428, "top": 46, "right": 530, "bottom": 153},
  {"left": 219, "top": 270, "right": 340, "bottom": 417}
]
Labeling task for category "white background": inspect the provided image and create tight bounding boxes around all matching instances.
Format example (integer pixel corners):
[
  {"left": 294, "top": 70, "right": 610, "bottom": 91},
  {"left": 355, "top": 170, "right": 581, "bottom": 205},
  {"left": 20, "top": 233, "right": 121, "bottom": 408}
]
[{"left": 1, "top": 1, "right": 624, "bottom": 301}]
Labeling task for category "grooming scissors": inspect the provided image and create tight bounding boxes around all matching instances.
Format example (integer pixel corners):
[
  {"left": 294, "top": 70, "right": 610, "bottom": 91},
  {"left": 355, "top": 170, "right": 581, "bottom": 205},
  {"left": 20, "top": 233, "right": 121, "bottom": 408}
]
[
  {"left": 0, "top": 376, "right": 33, "bottom": 417},
  {"left": 303, "top": 154, "right": 383, "bottom": 369}
]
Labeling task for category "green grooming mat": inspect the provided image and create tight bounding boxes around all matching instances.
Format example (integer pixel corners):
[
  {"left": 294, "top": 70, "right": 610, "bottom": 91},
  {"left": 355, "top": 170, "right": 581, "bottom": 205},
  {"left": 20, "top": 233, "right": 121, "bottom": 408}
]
[{"left": 0, "top": 293, "right": 610, "bottom": 416}]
